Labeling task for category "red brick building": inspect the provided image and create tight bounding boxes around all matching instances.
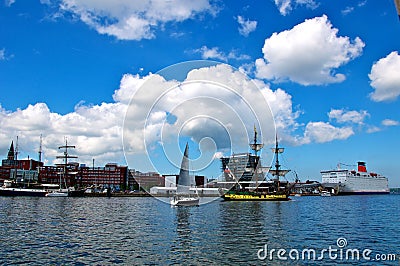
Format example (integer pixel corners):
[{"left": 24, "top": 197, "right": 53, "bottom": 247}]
[
  {"left": 78, "top": 163, "right": 128, "bottom": 189},
  {"left": 0, "top": 141, "right": 43, "bottom": 184},
  {"left": 38, "top": 163, "right": 79, "bottom": 187},
  {"left": 129, "top": 170, "right": 165, "bottom": 191},
  {"left": 39, "top": 163, "right": 128, "bottom": 189}
]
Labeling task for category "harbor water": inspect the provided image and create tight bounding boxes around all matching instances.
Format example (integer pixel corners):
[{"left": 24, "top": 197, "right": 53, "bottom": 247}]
[{"left": 0, "top": 195, "right": 399, "bottom": 265}]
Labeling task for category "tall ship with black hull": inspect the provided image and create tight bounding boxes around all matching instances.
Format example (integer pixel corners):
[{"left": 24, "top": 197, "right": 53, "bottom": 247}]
[
  {"left": 221, "top": 128, "right": 291, "bottom": 201},
  {"left": 321, "top": 162, "right": 389, "bottom": 195}
]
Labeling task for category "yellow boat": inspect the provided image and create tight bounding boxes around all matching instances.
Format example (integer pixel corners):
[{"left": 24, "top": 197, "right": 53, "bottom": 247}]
[
  {"left": 221, "top": 129, "right": 292, "bottom": 202},
  {"left": 222, "top": 191, "right": 289, "bottom": 201}
]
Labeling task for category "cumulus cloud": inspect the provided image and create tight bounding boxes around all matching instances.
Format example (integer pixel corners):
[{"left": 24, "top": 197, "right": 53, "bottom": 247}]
[
  {"left": 123, "top": 64, "right": 277, "bottom": 150},
  {"left": 382, "top": 119, "right": 399, "bottom": 126},
  {"left": 50, "top": 0, "right": 217, "bottom": 40},
  {"left": 236, "top": 15, "right": 257, "bottom": 37},
  {"left": 192, "top": 46, "right": 250, "bottom": 62},
  {"left": 0, "top": 100, "right": 126, "bottom": 167},
  {"left": 0, "top": 63, "right": 360, "bottom": 172},
  {"left": 302, "top": 122, "right": 354, "bottom": 143},
  {"left": 274, "top": 0, "right": 319, "bottom": 16},
  {"left": 369, "top": 51, "right": 400, "bottom": 102},
  {"left": 255, "top": 15, "right": 365, "bottom": 85},
  {"left": 328, "top": 109, "right": 369, "bottom": 124}
]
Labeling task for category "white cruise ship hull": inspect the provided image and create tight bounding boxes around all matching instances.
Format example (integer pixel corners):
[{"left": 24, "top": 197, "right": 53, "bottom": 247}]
[
  {"left": 321, "top": 162, "right": 389, "bottom": 195},
  {"left": 324, "top": 178, "right": 389, "bottom": 195}
]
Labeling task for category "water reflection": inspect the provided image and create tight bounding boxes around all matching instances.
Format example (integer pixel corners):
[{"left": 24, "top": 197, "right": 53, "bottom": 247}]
[{"left": 0, "top": 196, "right": 399, "bottom": 265}]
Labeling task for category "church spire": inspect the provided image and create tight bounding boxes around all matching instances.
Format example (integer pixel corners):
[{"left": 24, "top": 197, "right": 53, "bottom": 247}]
[{"left": 7, "top": 141, "right": 15, "bottom": 160}]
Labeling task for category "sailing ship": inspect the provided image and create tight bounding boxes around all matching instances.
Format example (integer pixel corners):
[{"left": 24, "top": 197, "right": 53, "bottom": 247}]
[
  {"left": 221, "top": 127, "right": 291, "bottom": 201},
  {"left": 170, "top": 143, "right": 200, "bottom": 206},
  {"left": 45, "top": 138, "right": 82, "bottom": 197}
]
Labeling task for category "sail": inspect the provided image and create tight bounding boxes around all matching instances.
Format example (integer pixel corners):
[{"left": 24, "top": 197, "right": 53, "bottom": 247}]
[
  {"left": 269, "top": 169, "right": 290, "bottom": 176},
  {"left": 250, "top": 143, "right": 264, "bottom": 152},
  {"left": 271, "top": 148, "right": 285, "bottom": 153},
  {"left": 177, "top": 143, "right": 192, "bottom": 194}
]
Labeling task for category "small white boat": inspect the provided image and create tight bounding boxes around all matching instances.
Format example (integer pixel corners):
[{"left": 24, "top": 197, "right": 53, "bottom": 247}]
[
  {"left": 320, "top": 190, "right": 331, "bottom": 197},
  {"left": 45, "top": 190, "right": 69, "bottom": 197},
  {"left": 170, "top": 195, "right": 199, "bottom": 206},
  {"left": 170, "top": 143, "right": 200, "bottom": 207}
]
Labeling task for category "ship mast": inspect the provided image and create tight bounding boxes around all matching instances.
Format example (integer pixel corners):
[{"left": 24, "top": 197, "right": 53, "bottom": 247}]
[
  {"left": 249, "top": 125, "right": 264, "bottom": 156},
  {"left": 270, "top": 134, "right": 290, "bottom": 192},
  {"left": 249, "top": 125, "right": 264, "bottom": 190},
  {"left": 56, "top": 137, "right": 78, "bottom": 188}
]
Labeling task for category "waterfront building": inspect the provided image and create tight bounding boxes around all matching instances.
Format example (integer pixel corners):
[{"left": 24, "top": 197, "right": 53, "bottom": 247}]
[
  {"left": 163, "top": 174, "right": 206, "bottom": 187},
  {"left": 0, "top": 141, "right": 43, "bottom": 185},
  {"left": 150, "top": 174, "right": 213, "bottom": 196},
  {"left": 37, "top": 163, "right": 129, "bottom": 190},
  {"left": 220, "top": 153, "right": 259, "bottom": 182},
  {"left": 129, "top": 170, "right": 165, "bottom": 191},
  {"left": 38, "top": 163, "right": 79, "bottom": 187},
  {"left": 79, "top": 163, "right": 128, "bottom": 190}
]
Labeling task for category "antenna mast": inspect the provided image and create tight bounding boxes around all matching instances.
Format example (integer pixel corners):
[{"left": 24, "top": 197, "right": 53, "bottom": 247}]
[
  {"left": 15, "top": 136, "right": 19, "bottom": 161},
  {"left": 38, "top": 134, "right": 43, "bottom": 162}
]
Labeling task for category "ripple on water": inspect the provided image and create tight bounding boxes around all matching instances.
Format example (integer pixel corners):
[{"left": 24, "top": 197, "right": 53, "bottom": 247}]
[{"left": 0, "top": 195, "right": 399, "bottom": 265}]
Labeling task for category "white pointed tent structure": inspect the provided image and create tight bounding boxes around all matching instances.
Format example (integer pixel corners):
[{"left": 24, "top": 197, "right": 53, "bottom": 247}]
[{"left": 176, "top": 143, "right": 193, "bottom": 195}]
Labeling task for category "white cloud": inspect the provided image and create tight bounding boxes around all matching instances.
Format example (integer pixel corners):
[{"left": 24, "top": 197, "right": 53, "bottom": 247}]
[
  {"left": 369, "top": 51, "right": 400, "bottom": 102},
  {"left": 0, "top": 102, "right": 127, "bottom": 167},
  {"left": 0, "top": 63, "right": 362, "bottom": 172},
  {"left": 0, "top": 49, "right": 5, "bottom": 61},
  {"left": 302, "top": 122, "right": 354, "bottom": 143},
  {"left": 328, "top": 109, "right": 369, "bottom": 124},
  {"left": 0, "top": 48, "right": 13, "bottom": 61},
  {"left": 236, "top": 15, "right": 257, "bottom": 37},
  {"left": 193, "top": 46, "right": 250, "bottom": 61},
  {"left": 195, "top": 46, "right": 227, "bottom": 61},
  {"left": 54, "top": 0, "right": 217, "bottom": 40},
  {"left": 255, "top": 15, "right": 365, "bottom": 85},
  {"left": 274, "top": 0, "right": 319, "bottom": 16},
  {"left": 366, "top": 126, "right": 381, "bottom": 133},
  {"left": 5, "top": 0, "right": 15, "bottom": 7},
  {"left": 382, "top": 119, "right": 399, "bottom": 126},
  {"left": 341, "top": 6, "right": 354, "bottom": 16}
]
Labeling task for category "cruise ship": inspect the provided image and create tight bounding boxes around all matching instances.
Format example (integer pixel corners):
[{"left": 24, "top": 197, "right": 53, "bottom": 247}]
[{"left": 321, "top": 162, "right": 389, "bottom": 195}]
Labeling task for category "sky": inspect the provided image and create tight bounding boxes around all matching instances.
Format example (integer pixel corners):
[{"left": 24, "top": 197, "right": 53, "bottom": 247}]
[{"left": 1, "top": 0, "right": 400, "bottom": 187}]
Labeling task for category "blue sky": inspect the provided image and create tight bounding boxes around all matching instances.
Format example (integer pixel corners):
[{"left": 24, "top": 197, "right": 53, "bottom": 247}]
[{"left": 1, "top": 0, "right": 400, "bottom": 187}]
